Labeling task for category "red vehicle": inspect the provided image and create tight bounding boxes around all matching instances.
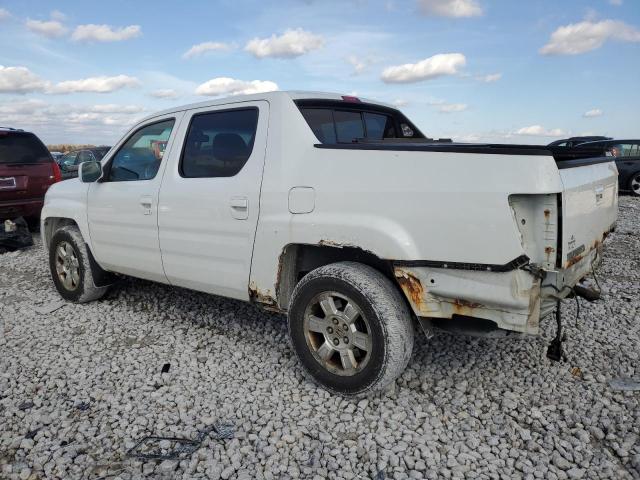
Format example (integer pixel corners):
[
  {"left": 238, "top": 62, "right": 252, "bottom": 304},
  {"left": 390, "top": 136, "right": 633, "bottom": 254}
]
[{"left": 0, "top": 128, "right": 61, "bottom": 224}]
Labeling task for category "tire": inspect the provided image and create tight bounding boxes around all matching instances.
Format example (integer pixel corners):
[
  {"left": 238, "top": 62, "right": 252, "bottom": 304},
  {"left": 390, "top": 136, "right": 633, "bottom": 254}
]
[
  {"left": 629, "top": 172, "right": 640, "bottom": 197},
  {"left": 288, "top": 262, "right": 414, "bottom": 396},
  {"left": 49, "top": 226, "right": 109, "bottom": 303}
]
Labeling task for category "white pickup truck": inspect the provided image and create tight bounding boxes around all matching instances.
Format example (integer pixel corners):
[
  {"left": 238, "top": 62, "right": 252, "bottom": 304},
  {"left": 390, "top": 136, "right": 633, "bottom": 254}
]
[{"left": 42, "top": 91, "right": 618, "bottom": 396}]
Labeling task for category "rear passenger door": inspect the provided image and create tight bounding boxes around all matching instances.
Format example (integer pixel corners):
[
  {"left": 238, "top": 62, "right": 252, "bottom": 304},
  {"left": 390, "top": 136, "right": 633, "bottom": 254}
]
[{"left": 158, "top": 101, "right": 269, "bottom": 300}]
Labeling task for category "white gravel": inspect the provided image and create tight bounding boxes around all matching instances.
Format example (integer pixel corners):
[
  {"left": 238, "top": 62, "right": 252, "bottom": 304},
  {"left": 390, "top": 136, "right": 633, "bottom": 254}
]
[{"left": 1, "top": 196, "right": 639, "bottom": 480}]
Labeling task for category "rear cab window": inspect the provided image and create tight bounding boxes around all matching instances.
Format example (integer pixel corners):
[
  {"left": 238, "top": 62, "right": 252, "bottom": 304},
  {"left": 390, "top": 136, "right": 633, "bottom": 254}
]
[
  {"left": 0, "top": 131, "right": 52, "bottom": 164},
  {"left": 296, "top": 99, "right": 424, "bottom": 144}
]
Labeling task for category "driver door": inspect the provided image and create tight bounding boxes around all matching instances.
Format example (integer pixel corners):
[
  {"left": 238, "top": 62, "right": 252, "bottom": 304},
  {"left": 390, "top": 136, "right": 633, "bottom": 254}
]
[{"left": 87, "top": 113, "right": 183, "bottom": 282}]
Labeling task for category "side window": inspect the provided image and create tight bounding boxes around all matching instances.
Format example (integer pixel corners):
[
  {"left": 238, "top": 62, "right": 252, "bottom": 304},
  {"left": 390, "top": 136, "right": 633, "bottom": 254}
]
[
  {"left": 364, "top": 112, "right": 396, "bottom": 140},
  {"left": 77, "top": 150, "right": 94, "bottom": 164},
  {"left": 334, "top": 110, "right": 364, "bottom": 143},
  {"left": 108, "top": 119, "right": 175, "bottom": 182},
  {"left": 180, "top": 108, "right": 258, "bottom": 178},
  {"left": 300, "top": 108, "right": 336, "bottom": 143},
  {"left": 60, "top": 152, "right": 77, "bottom": 167}
]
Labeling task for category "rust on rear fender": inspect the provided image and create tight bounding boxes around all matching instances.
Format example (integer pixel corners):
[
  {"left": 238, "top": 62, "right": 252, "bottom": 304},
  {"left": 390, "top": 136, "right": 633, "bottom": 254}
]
[{"left": 394, "top": 268, "right": 424, "bottom": 307}]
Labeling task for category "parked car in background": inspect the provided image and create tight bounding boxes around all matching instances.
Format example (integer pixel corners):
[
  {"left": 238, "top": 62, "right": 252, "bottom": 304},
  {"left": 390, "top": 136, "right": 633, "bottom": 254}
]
[
  {"left": 0, "top": 127, "right": 61, "bottom": 224},
  {"left": 58, "top": 147, "right": 111, "bottom": 179},
  {"left": 575, "top": 139, "right": 640, "bottom": 196},
  {"left": 50, "top": 151, "right": 64, "bottom": 162},
  {"left": 548, "top": 136, "right": 612, "bottom": 148},
  {"left": 41, "top": 92, "right": 618, "bottom": 396}
]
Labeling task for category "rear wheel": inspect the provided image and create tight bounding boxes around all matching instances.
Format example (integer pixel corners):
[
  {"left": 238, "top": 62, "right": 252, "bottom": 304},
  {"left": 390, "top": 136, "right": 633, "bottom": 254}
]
[
  {"left": 629, "top": 172, "right": 640, "bottom": 197},
  {"left": 49, "top": 226, "right": 109, "bottom": 303},
  {"left": 288, "top": 262, "right": 414, "bottom": 396}
]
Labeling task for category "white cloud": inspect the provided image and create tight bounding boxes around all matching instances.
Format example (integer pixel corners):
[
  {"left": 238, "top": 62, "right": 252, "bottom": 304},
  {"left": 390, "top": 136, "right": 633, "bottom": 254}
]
[
  {"left": 583, "top": 108, "right": 603, "bottom": 118},
  {"left": 0, "top": 99, "right": 48, "bottom": 114},
  {"left": 26, "top": 19, "right": 68, "bottom": 38},
  {"left": 195, "top": 77, "right": 278, "bottom": 96},
  {"left": 346, "top": 55, "right": 374, "bottom": 75},
  {"left": 0, "top": 66, "right": 141, "bottom": 95},
  {"left": 245, "top": 28, "right": 324, "bottom": 58},
  {"left": 150, "top": 89, "right": 178, "bottom": 99},
  {"left": 417, "top": 0, "right": 482, "bottom": 17},
  {"left": 49, "top": 75, "right": 141, "bottom": 94},
  {"left": 183, "top": 41, "right": 232, "bottom": 59},
  {"left": 50, "top": 10, "right": 66, "bottom": 21},
  {"left": 438, "top": 103, "right": 468, "bottom": 113},
  {"left": 72, "top": 24, "right": 141, "bottom": 42},
  {"left": 392, "top": 99, "right": 409, "bottom": 107},
  {"left": 0, "top": 8, "right": 11, "bottom": 20},
  {"left": 609, "top": 0, "right": 622, "bottom": 5},
  {"left": 381, "top": 53, "right": 466, "bottom": 83},
  {"left": 476, "top": 72, "right": 502, "bottom": 82},
  {"left": 515, "top": 125, "right": 566, "bottom": 137},
  {"left": 540, "top": 19, "right": 640, "bottom": 55},
  {"left": 0, "top": 99, "right": 144, "bottom": 143},
  {"left": 0, "top": 65, "right": 49, "bottom": 93},
  {"left": 90, "top": 104, "right": 144, "bottom": 114}
]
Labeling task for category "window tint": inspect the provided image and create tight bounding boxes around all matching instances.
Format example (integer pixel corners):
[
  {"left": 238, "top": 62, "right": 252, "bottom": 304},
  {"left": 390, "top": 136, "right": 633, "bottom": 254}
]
[
  {"left": 334, "top": 110, "right": 364, "bottom": 143},
  {"left": 108, "top": 119, "right": 175, "bottom": 182},
  {"left": 94, "top": 149, "right": 109, "bottom": 161},
  {"left": 298, "top": 103, "right": 423, "bottom": 144},
  {"left": 77, "top": 150, "right": 94, "bottom": 163},
  {"left": 364, "top": 112, "right": 395, "bottom": 140},
  {"left": 0, "top": 132, "right": 51, "bottom": 164},
  {"left": 300, "top": 109, "right": 336, "bottom": 143},
  {"left": 60, "top": 152, "right": 78, "bottom": 166},
  {"left": 180, "top": 108, "right": 258, "bottom": 178}
]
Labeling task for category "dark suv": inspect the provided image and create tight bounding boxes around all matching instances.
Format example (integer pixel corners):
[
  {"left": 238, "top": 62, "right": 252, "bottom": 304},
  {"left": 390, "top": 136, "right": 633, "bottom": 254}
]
[
  {"left": 0, "top": 128, "right": 61, "bottom": 222},
  {"left": 57, "top": 146, "right": 111, "bottom": 179},
  {"left": 576, "top": 140, "right": 640, "bottom": 196}
]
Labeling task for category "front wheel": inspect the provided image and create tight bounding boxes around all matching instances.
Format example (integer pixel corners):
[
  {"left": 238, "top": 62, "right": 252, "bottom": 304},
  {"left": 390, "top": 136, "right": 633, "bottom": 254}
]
[
  {"left": 629, "top": 172, "right": 640, "bottom": 197},
  {"left": 288, "top": 262, "right": 414, "bottom": 396},
  {"left": 49, "top": 226, "right": 109, "bottom": 303}
]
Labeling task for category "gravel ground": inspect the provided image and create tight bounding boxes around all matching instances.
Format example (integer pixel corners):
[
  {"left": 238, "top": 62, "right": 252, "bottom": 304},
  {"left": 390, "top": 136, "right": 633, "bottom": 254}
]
[{"left": 1, "top": 197, "right": 639, "bottom": 480}]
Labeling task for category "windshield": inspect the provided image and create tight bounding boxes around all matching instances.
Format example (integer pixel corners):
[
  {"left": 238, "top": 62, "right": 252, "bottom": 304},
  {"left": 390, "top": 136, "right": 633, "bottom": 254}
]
[{"left": 0, "top": 132, "right": 52, "bottom": 164}]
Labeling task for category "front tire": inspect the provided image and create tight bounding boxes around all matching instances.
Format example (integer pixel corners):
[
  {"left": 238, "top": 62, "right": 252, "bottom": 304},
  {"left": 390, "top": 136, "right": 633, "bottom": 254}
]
[
  {"left": 629, "top": 172, "right": 640, "bottom": 197},
  {"left": 288, "top": 262, "right": 414, "bottom": 396},
  {"left": 49, "top": 226, "right": 108, "bottom": 303}
]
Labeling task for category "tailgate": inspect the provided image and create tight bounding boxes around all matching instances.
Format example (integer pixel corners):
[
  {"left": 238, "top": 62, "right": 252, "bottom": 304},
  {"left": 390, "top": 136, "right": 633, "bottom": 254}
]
[
  {"left": 0, "top": 164, "right": 54, "bottom": 202},
  {"left": 558, "top": 159, "right": 618, "bottom": 269}
]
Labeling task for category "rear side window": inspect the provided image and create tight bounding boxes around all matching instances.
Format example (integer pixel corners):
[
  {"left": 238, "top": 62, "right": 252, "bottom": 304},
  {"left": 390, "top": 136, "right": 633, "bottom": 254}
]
[
  {"left": 180, "top": 108, "right": 258, "bottom": 178},
  {"left": 0, "top": 132, "right": 51, "bottom": 164},
  {"left": 298, "top": 102, "right": 421, "bottom": 144},
  {"left": 364, "top": 112, "right": 396, "bottom": 140}
]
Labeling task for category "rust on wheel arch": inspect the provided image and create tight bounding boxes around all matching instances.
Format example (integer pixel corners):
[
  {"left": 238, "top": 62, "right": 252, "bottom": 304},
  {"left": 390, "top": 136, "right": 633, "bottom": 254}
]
[{"left": 394, "top": 268, "right": 425, "bottom": 307}]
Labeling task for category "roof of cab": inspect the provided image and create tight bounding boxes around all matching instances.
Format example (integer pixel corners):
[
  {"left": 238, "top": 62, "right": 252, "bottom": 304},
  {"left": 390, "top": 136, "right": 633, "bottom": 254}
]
[{"left": 136, "top": 91, "right": 395, "bottom": 125}]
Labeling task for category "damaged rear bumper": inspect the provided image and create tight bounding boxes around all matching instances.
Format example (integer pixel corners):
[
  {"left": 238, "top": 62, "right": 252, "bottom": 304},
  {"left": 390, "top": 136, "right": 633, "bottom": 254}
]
[{"left": 393, "top": 244, "right": 603, "bottom": 336}]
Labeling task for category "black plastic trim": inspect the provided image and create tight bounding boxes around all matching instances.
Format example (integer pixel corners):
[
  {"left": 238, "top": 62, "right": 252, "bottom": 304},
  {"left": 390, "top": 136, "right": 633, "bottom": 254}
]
[
  {"left": 393, "top": 254, "right": 530, "bottom": 272},
  {"left": 554, "top": 156, "right": 614, "bottom": 169},
  {"left": 86, "top": 245, "right": 117, "bottom": 287},
  {"left": 314, "top": 142, "right": 552, "bottom": 156}
]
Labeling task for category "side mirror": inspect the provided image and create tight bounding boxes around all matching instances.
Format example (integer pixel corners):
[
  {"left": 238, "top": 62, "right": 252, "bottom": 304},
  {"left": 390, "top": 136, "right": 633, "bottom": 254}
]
[{"left": 79, "top": 161, "right": 102, "bottom": 183}]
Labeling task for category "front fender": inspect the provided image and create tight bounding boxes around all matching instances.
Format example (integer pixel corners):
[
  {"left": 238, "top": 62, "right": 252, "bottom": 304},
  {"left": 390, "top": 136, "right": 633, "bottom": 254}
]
[{"left": 40, "top": 180, "right": 91, "bottom": 252}]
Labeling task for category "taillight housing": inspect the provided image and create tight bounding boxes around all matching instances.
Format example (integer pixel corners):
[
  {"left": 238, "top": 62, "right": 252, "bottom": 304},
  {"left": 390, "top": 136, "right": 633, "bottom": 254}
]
[{"left": 51, "top": 161, "right": 62, "bottom": 183}]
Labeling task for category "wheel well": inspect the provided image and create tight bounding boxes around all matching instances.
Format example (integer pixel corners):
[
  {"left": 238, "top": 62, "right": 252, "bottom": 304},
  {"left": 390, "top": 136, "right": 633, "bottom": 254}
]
[
  {"left": 275, "top": 244, "right": 397, "bottom": 310},
  {"left": 43, "top": 217, "right": 79, "bottom": 250}
]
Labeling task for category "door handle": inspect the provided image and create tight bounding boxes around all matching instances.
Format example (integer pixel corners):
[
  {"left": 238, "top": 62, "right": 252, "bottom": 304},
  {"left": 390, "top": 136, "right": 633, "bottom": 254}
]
[
  {"left": 140, "top": 195, "right": 153, "bottom": 215},
  {"left": 229, "top": 196, "right": 249, "bottom": 220}
]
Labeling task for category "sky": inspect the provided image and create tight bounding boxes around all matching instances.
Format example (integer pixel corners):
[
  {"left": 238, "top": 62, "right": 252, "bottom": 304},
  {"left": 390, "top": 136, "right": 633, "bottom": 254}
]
[{"left": 0, "top": 0, "right": 639, "bottom": 146}]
